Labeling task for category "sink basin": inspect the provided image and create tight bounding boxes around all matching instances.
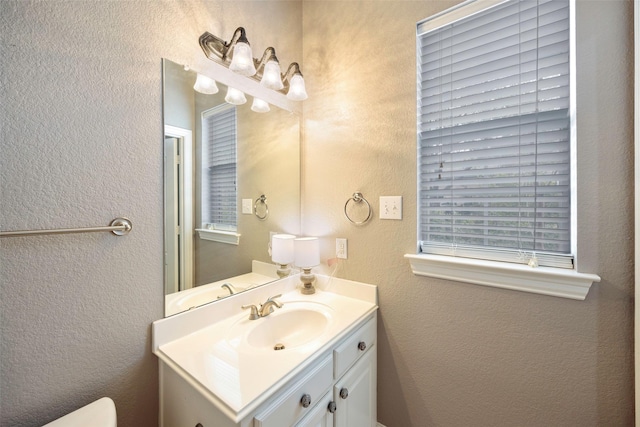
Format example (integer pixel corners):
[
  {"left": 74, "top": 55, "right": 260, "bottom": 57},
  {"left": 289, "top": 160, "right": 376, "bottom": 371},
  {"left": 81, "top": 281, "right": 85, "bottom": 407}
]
[{"left": 229, "top": 302, "right": 334, "bottom": 351}]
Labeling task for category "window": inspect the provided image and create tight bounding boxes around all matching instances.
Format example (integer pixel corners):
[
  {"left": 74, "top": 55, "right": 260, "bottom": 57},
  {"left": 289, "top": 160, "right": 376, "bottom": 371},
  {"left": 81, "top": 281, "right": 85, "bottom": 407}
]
[
  {"left": 202, "top": 104, "right": 237, "bottom": 232},
  {"left": 410, "top": 0, "right": 600, "bottom": 299},
  {"left": 418, "top": 0, "right": 573, "bottom": 269}
]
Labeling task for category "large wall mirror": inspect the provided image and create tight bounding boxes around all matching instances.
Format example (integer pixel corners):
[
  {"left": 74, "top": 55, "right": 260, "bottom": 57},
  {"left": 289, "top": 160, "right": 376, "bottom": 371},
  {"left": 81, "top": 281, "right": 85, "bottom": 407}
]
[{"left": 162, "top": 58, "right": 301, "bottom": 316}]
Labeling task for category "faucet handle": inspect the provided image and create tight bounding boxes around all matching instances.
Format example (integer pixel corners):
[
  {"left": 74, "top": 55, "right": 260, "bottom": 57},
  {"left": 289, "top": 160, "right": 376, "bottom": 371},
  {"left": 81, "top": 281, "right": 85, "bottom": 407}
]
[
  {"left": 241, "top": 304, "right": 260, "bottom": 320},
  {"left": 266, "top": 294, "right": 282, "bottom": 302}
]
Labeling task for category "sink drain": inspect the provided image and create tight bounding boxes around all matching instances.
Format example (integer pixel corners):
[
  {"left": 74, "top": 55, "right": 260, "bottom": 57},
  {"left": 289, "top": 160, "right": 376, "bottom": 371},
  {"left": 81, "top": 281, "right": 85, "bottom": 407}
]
[{"left": 274, "top": 343, "right": 285, "bottom": 351}]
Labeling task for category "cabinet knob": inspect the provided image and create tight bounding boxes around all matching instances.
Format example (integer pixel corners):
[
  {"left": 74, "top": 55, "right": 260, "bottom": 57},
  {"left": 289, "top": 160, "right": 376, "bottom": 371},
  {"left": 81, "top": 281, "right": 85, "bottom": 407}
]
[
  {"left": 195, "top": 424, "right": 203, "bottom": 427},
  {"left": 300, "top": 393, "right": 312, "bottom": 408},
  {"left": 328, "top": 401, "right": 337, "bottom": 413},
  {"left": 358, "top": 341, "right": 367, "bottom": 351},
  {"left": 340, "top": 387, "right": 349, "bottom": 399}
]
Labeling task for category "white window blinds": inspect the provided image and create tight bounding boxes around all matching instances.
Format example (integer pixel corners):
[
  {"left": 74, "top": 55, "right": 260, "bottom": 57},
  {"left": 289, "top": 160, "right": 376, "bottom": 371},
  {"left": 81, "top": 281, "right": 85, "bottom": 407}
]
[
  {"left": 417, "top": 0, "right": 573, "bottom": 268},
  {"left": 202, "top": 105, "right": 237, "bottom": 230}
]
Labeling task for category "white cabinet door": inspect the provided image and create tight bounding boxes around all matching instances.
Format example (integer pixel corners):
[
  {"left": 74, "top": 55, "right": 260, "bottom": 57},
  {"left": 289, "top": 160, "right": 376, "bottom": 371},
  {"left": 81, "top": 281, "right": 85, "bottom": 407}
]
[
  {"left": 334, "top": 345, "right": 376, "bottom": 427},
  {"left": 295, "top": 391, "right": 334, "bottom": 427}
]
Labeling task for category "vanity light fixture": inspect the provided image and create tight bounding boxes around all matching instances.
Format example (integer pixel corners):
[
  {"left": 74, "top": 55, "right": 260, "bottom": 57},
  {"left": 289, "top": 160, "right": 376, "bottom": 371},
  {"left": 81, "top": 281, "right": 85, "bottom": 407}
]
[
  {"left": 225, "top": 86, "right": 247, "bottom": 105},
  {"left": 228, "top": 28, "right": 257, "bottom": 76},
  {"left": 283, "top": 63, "right": 308, "bottom": 101},
  {"left": 272, "top": 234, "right": 296, "bottom": 278},
  {"left": 294, "top": 237, "right": 320, "bottom": 294},
  {"left": 256, "top": 47, "right": 284, "bottom": 90},
  {"left": 251, "top": 97, "right": 270, "bottom": 113},
  {"left": 193, "top": 73, "right": 219, "bottom": 94},
  {"left": 199, "top": 30, "right": 308, "bottom": 100}
]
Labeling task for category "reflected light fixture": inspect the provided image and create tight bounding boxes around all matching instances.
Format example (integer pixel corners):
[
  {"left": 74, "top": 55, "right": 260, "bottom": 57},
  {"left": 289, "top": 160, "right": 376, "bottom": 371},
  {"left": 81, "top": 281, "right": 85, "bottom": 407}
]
[
  {"left": 283, "top": 63, "right": 308, "bottom": 101},
  {"left": 294, "top": 237, "right": 320, "bottom": 294},
  {"left": 251, "top": 97, "right": 270, "bottom": 113},
  {"left": 225, "top": 86, "right": 247, "bottom": 105},
  {"left": 193, "top": 73, "right": 219, "bottom": 94},
  {"left": 272, "top": 234, "right": 296, "bottom": 278}
]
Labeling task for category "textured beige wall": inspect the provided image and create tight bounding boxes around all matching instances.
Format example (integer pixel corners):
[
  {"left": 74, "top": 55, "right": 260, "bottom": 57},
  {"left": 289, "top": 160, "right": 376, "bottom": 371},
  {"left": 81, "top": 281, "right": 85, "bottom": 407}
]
[
  {"left": 0, "top": 1, "right": 301, "bottom": 426},
  {"left": 302, "top": 0, "right": 634, "bottom": 425},
  {"left": 1, "top": 0, "right": 633, "bottom": 426}
]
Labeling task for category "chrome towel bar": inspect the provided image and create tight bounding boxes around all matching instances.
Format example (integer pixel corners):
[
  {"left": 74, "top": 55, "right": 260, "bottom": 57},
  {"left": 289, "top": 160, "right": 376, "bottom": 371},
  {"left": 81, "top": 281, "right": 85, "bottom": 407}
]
[{"left": 0, "top": 217, "right": 132, "bottom": 238}]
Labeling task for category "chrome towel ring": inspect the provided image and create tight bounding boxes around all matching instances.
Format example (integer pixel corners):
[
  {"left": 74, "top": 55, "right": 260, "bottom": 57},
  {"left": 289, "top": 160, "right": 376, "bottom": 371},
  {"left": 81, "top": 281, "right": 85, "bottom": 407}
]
[
  {"left": 344, "top": 192, "right": 372, "bottom": 225},
  {"left": 254, "top": 195, "right": 269, "bottom": 220}
]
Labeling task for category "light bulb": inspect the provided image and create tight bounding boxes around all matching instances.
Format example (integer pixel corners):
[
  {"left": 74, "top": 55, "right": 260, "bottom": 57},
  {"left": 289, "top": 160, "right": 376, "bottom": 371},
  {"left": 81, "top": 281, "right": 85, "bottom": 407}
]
[
  {"left": 287, "top": 74, "right": 308, "bottom": 101},
  {"left": 229, "top": 42, "right": 256, "bottom": 76},
  {"left": 260, "top": 60, "right": 284, "bottom": 90},
  {"left": 225, "top": 87, "right": 247, "bottom": 105},
  {"left": 251, "top": 97, "right": 270, "bottom": 113},
  {"left": 193, "top": 74, "right": 219, "bottom": 94}
]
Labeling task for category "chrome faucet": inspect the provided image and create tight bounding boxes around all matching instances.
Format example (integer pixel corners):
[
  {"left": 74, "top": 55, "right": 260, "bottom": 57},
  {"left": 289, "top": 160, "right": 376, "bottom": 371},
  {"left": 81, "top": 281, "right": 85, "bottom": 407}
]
[
  {"left": 221, "top": 283, "right": 237, "bottom": 295},
  {"left": 259, "top": 294, "right": 283, "bottom": 317},
  {"left": 241, "top": 294, "right": 283, "bottom": 320}
]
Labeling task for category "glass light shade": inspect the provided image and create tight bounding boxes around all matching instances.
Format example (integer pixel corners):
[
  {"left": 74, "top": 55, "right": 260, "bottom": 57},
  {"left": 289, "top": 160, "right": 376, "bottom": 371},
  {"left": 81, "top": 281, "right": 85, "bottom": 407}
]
[
  {"left": 225, "top": 87, "right": 247, "bottom": 105},
  {"left": 294, "top": 237, "right": 320, "bottom": 268},
  {"left": 251, "top": 97, "right": 270, "bottom": 113},
  {"left": 261, "top": 60, "right": 284, "bottom": 90},
  {"left": 272, "top": 234, "right": 296, "bottom": 264},
  {"left": 193, "top": 74, "right": 219, "bottom": 94},
  {"left": 287, "top": 74, "right": 308, "bottom": 101},
  {"left": 229, "top": 42, "right": 257, "bottom": 76}
]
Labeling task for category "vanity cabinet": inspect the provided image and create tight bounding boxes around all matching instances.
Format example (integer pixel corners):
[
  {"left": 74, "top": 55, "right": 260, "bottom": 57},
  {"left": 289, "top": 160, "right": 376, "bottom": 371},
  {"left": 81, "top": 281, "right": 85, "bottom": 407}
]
[{"left": 159, "top": 312, "right": 377, "bottom": 427}]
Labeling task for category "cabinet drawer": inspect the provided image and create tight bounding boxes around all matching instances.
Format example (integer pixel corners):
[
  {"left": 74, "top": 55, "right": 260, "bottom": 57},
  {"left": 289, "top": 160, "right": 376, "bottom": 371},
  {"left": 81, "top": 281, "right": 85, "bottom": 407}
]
[
  {"left": 254, "top": 354, "right": 333, "bottom": 427},
  {"left": 333, "top": 316, "right": 376, "bottom": 379}
]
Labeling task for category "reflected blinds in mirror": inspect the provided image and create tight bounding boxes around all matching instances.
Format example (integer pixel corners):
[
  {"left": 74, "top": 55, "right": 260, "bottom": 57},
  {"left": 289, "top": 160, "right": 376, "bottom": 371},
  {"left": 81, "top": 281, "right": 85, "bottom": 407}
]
[
  {"left": 417, "top": 0, "right": 573, "bottom": 268},
  {"left": 202, "top": 105, "right": 238, "bottom": 230}
]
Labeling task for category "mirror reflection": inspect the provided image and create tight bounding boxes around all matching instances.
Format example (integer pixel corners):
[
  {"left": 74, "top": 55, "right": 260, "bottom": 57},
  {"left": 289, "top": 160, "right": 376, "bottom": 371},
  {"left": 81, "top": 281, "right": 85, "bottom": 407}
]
[{"left": 162, "top": 59, "right": 301, "bottom": 316}]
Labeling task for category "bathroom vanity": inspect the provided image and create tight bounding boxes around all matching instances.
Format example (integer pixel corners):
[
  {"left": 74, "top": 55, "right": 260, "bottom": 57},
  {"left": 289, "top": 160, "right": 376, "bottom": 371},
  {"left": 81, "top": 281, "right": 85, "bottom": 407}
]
[{"left": 152, "top": 275, "right": 378, "bottom": 427}]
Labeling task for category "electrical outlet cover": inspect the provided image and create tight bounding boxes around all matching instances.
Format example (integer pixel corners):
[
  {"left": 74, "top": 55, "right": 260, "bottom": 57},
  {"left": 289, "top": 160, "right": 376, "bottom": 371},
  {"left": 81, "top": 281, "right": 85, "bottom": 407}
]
[{"left": 336, "top": 238, "right": 348, "bottom": 259}]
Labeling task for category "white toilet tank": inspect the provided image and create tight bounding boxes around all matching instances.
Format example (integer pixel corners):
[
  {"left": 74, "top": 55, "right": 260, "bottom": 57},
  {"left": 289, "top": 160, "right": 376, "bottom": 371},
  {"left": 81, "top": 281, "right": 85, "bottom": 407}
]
[{"left": 43, "top": 397, "right": 116, "bottom": 427}]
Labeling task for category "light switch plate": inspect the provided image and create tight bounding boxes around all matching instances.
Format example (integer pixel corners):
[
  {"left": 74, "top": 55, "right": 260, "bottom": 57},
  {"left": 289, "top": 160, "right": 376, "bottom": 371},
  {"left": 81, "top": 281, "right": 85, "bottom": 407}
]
[
  {"left": 380, "top": 196, "right": 402, "bottom": 220},
  {"left": 242, "top": 199, "right": 253, "bottom": 214}
]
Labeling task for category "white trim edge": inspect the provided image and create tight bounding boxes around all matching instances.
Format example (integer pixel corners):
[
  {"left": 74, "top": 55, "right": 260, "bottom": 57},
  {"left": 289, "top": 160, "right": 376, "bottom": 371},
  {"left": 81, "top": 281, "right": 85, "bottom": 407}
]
[
  {"left": 196, "top": 229, "right": 241, "bottom": 245},
  {"left": 405, "top": 254, "right": 600, "bottom": 300}
]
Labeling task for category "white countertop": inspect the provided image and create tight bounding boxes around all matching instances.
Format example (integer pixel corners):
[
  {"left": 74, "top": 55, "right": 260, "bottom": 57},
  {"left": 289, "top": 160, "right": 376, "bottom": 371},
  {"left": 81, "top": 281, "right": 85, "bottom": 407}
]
[{"left": 152, "top": 274, "right": 377, "bottom": 422}]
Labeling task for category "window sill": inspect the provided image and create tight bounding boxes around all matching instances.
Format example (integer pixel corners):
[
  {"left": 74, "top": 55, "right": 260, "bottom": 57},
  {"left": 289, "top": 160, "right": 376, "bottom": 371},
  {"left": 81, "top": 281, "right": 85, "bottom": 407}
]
[
  {"left": 404, "top": 253, "right": 600, "bottom": 300},
  {"left": 196, "top": 229, "right": 241, "bottom": 245}
]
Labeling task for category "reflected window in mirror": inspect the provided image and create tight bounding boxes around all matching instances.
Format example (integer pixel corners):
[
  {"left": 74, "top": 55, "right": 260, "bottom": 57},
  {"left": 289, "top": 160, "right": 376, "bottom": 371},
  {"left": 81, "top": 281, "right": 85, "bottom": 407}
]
[{"left": 202, "top": 104, "right": 238, "bottom": 232}]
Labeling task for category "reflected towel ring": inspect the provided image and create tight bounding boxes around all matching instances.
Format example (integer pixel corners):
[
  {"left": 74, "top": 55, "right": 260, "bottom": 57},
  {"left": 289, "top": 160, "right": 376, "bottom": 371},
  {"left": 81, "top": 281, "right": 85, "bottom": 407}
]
[
  {"left": 344, "top": 192, "right": 372, "bottom": 225},
  {"left": 254, "top": 194, "right": 269, "bottom": 220}
]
